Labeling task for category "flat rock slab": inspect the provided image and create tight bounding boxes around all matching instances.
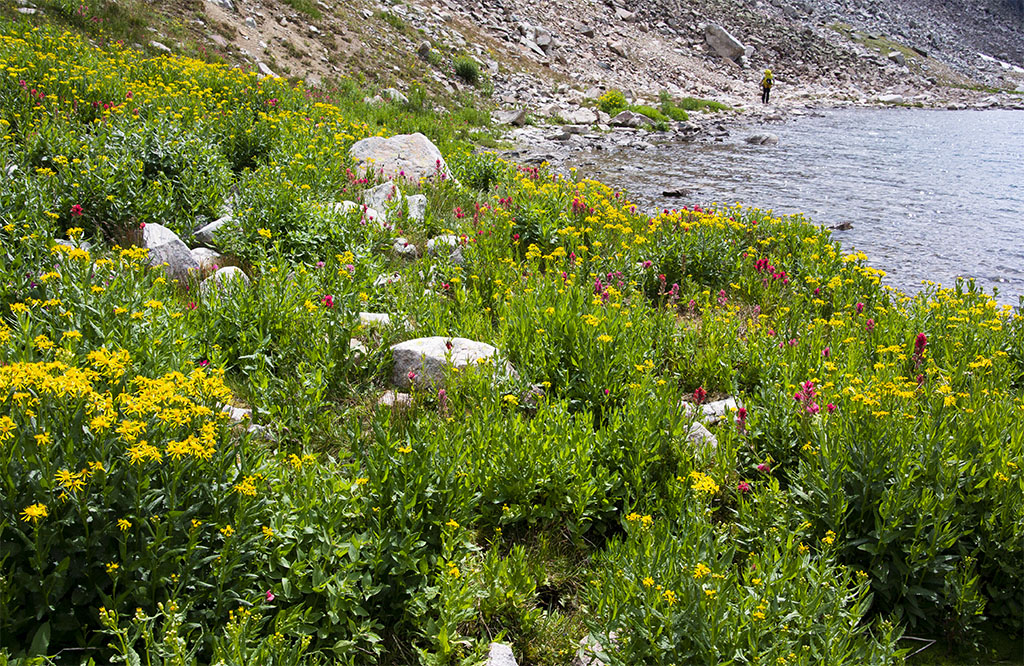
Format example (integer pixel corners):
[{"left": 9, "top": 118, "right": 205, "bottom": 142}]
[
  {"left": 349, "top": 132, "right": 453, "bottom": 182},
  {"left": 390, "top": 336, "right": 514, "bottom": 390}
]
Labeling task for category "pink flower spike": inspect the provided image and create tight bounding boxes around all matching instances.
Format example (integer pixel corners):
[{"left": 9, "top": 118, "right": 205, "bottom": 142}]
[
  {"left": 827, "top": 403, "right": 837, "bottom": 413},
  {"left": 757, "top": 462, "right": 770, "bottom": 473},
  {"left": 266, "top": 590, "right": 275, "bottom": 602},
  {"left": 738, "top": 481, "right": 751, "bottom": 493}
]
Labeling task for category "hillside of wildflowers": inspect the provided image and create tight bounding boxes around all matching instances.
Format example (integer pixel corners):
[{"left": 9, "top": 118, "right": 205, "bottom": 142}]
[{"left": 1, "top": 19, "right": 1022, "bottom": 666}]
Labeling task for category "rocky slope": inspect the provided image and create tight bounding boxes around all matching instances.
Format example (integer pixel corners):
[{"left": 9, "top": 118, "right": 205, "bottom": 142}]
[{"left": 157, "top": 0, "right": 1024, "bottom": 110}]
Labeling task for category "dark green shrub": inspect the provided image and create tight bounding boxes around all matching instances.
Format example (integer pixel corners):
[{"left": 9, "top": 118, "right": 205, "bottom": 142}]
[{"left": 453, "top": 56, "right": 481, "bottom": 85}]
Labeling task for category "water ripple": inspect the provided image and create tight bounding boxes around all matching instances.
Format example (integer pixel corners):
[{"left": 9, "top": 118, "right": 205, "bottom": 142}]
[{"left": 580, "top": 108, "right": 1024, "bottom": 305}]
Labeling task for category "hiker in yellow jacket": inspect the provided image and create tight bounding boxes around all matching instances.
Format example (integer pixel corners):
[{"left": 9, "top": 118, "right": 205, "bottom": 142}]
[{"left": 761, "top": 69, "right": 774, "bottom": 104}]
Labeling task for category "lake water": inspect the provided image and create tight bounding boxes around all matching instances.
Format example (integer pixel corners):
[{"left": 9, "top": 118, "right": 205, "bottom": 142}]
[{"left": 577, "top": 108, "right": 1024, "bottom": 306}]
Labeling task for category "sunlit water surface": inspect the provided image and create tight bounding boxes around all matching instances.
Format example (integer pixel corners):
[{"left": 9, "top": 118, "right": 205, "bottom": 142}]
[{"left": 578, "top": 108, "right": 1024, "bottom": 305}]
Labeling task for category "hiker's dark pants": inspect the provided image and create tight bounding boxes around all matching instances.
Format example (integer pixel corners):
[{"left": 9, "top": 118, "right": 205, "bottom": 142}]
[{"left": 762, "top": 87, "right": 771, "bottom": 103}]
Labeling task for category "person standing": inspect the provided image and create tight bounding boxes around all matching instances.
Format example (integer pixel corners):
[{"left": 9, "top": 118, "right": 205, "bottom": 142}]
[{"left": 760, "top": 69, "right": 774, "bottom": 104}]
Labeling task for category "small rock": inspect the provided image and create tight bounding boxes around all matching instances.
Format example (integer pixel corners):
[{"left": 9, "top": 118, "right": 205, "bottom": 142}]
[
  {"left": 190, "top": 247, "right": 223, "bottom": 270},
  {"left": 877, "top": 93, "right": 905, "bottom": 104},
  {"left": 392, "top": 238, "right": 419, "bottom": 259},
  {"left": 149, "top": 41, "right": 172, "bottom": 53},
  {"left": 373, "top": 272, "right": 403, "bottom": 288},
  {"left": 359, "top": 312, "right": 391, "bottom": 327},
  {"left": 567, "top": 107, "right": 599, "bottom": 125},
  {"left": 494, "top": 108, "right": 528, "bottom": 126},
  {"left": 662, "top": 186, "right": 690, "bottom": 198},
  {"left": 382, "top": 87, "right": 409, "bottom": 105},
  {"left": 200, "top": 266, "right": 249, "bottom": 296},
  {"left": 607, "top": 40, "right": 629, "bottom": 58},
  {"left": 887, "top": 50, "right": 906, "bottom": 66},
  {"left": 245, "top": 16, "right": 258, "bottom": 29},
  {"left": 687, "top": 422, "right": 718, "bottom": 449},
  {"left": 610, "top": 110, "right": 648, "bottom": 128},
  {"left": 406, "top": 194, "right": 427, "bottom": 223},
  {"left": 745, "top": 133, "right": 779, "bottom": 145},
  {"left": 614, "top": 7, "right": 635, "bottom": 22},
  {"left": 704, "top": 23, "right": 745, "bottom": 60},
  {"left": 194, "top": 215, "right": 232, "bottom": 246},
  {"left": 257, "top": 62, "right": 278, "bottom": 78},
  {"left": 487, "top": 643, "right": 518, "bottom": 666},
  {"left": 221, "top": 404, "right": 251, "bottom": 421},
  {"left": 378, "top": 390, "right": 413, "bottom": 410},
  {"left": 427, "top": 235, "right": 460, "bottom": 256}
]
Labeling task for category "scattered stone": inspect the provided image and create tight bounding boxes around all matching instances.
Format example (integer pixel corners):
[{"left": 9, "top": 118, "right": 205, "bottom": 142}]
[
  {"left": 143, "top": 223, "right": 199, "bottom": 282},
  {"left": 393, "top": 238, "right": 419, "bottom": 259},
  {"left": 427, "top": 234, "right": 460, "bottom": 256},
  {"left": 206, "top": 0, "right": 234, "bottom": 10},
  {"left": 221, "top": 404, "right": 251, "bottom": 421},
  {"left": 362, "top": 182, "right": 401, "bottom": 217},
  {"left": 877, "top": 93, "right": 905, "bottom": 104},
  {"left": 567, "top": 107, "right": 598, "bottom": 125},
  {"left": 257, "top": 62, "right": 278, "bottom": 78},
  {"left": 15, "top": 7, "right": 37, "bottom": 14},
  {"left": 382, "top": 87, "right": 409, "bottom": 105},
  {"left": 200, "top": 266, "right": 249, "bottom": 297},
  {"left": 494, "top": 108, "right": 528, "bottom": 126},
  {"left": 373, "top": 272, "right": 403, "bottom": 288},
  {"left": 683, "top": 397, "right": 741, "bottom": 426},
  {"left": 607, "top": 40, "right": 629, "bottom": 58},
  {"left": 149, "top": 41, "right": 172, "bottom": 53},
  {"left": 704, "top": 23, "right": 745, "bottom": 60},
  {"left": 687, "top": 422, "right": 718, "bottom": 449},
  {"left": 245, "top": 16, "right": 258, "bottom": 29},
  {"left": 487, "top": 643, "right": 518, "bottom": 666},
  {"left": 378, "top": 390, "right": 413, "bottom": 410},
  {"left": 609, "top": 110, "right": 648, "bottom": 127},
  {"left": 390, "top": 336, "right": 515, "bottom": 390},
  {"left": 359, "top": 312, "right": 391, "bottom": 327},
  {"left": 406, "top": 194, "right": 427, "bottom": 223},
  {"left": 417, "top": 41, "right": 431, "bottom": 58},
  {"left": 745, "top": 132, "right": 779, "bottom": 145},
  {"left": 349, "top": 132, "right": 453, "bottom": 182},
  {"left": 194, "top": 215, "right": 232, "bottom": 246},
  {"left": 662, "top": 186, "right": 691, "bottom": 198},
  {"left": 190, "top": 247, "right": 223, "bottom": 270},
  {"left": 615, "top": 7, "right": 635, "bottom": 22},
  {"left": 887, "top": 50, "right": 906, "bottom": 66}
]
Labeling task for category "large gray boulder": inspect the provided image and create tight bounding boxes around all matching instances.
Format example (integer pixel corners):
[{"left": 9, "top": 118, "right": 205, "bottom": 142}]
[
  {"left": 143, "top": 223, "right": 199, "bottom": 282},
  {"left": 390, "top": 337, "right": 515, "bottom": 390},
  {"left": 705, "top": 23, "right": 745, "bottom": 60},
  {"left": 349, "top": 132, "right": 453, "bottom": 182},
  {"left": 194, "top": 215, "right": 232, "bottom": 246}
]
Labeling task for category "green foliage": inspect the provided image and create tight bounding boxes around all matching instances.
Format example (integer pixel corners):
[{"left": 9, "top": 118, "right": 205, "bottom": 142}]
[
  {"left": 1, "top": 20, "right": 1021, "bottom": 666},
  {"left": 452, "top": 56, "right": 481, "bottom": 86},
  {"left": 597, "top": 89, "right": 627, "bottom": 115}
]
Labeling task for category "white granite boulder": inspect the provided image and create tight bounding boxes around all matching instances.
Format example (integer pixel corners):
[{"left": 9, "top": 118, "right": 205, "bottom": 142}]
[
  {"left": 390, "top": 336, "right": 515, "bottom": 390},
  {"left": 348, "top": 132, "right": 453, "bottom": 182}
]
